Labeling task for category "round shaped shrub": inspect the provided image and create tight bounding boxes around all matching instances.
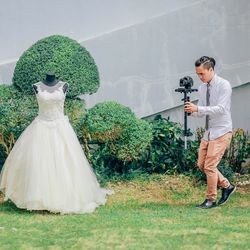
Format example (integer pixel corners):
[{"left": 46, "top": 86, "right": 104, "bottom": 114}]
[
  {"left": 84, "top": 101, "right": 136, "bottom": 142},
  {"left": 13, "top": 35, "right": 99, "bottom": 97},
  {"left": 84, "top": 101, "right": 153, "bottom": 162},
  {"left": 115, "top": 118, "right": 153, "bottom": 161}
]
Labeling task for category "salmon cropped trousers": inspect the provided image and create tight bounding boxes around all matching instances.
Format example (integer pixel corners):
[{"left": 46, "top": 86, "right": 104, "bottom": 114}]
[{"left": 197, "top": 132, "right": 232, "bottom": 201}]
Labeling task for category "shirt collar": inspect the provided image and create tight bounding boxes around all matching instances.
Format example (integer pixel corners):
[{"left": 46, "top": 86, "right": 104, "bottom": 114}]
[{"left": 207, "top": 74, "right": 217, "bottom": 87}]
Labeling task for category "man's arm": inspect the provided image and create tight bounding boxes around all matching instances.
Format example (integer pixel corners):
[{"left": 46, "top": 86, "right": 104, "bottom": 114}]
[
  {"left": 196, "top": 84, "right": 231, "bottom": 116},
  {"left": 189, "top": 99, "right": 205, "bottom": 117},
  {"left": 184, "top": 86, "right": 205, "bottom": 117},
  {"left": 185, "top": 83, "right": 231, "bottom": 116}
]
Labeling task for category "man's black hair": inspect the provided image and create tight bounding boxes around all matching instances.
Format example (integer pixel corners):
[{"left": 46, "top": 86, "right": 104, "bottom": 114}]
[{"left": 195, "top": 56, "right": 216, "bottom": 69}]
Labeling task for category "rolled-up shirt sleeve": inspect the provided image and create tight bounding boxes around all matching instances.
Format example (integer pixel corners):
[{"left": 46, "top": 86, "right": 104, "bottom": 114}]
[
  {"left": 191, "top": 99, "right": 205, "bottom": 117},
  {"left": 191, "top": 86, "right": 205, "bottom": 117}
]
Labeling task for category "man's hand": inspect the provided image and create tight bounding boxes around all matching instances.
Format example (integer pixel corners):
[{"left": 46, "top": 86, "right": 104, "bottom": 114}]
[{"left": 184, "top": 102, "right": 198, "bottom": 113}]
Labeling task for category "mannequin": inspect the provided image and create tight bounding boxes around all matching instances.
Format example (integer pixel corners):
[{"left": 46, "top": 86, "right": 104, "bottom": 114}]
[
  {"left": 1, "top": 73, "right": 112, "bottom": 214},
  {"left": 33, "top": 72, "right": 68, "bottom": 93}
]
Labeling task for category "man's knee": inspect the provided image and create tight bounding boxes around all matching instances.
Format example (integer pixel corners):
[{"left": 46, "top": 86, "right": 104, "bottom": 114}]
[
  {"left": 203, "top": 164, "right": 217, "bottom": 176},
  {"left": 197, "top": 161, "right": 204, "bottom": 172}
]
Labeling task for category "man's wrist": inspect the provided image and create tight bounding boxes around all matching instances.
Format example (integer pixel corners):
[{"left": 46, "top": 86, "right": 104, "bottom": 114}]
[{"left": 197, "top": 106, "right": 206, "bottom": 114}]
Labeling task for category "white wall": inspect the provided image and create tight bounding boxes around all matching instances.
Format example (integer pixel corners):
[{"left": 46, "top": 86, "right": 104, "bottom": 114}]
[
  {"left": 82, "top": 0, "right": 250, "bottom": 118},
  {"left": 0, "top": 0, "right": 197, "bottom": 62},
  {"left": 0, "top": 0, "right": 250, "bottom": 128}
]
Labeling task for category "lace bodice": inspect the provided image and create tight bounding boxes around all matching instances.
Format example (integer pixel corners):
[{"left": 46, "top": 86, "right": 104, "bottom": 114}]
[{"left": 34, "top": 81, "right": 66, "bottom": 121}]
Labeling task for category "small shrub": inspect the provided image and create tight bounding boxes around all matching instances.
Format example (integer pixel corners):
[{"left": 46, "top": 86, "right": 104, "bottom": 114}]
[
  {"left": 83, "top": 101, "right": 153, "bottom": 177},
  {"left": 225, "top": 128, "right": 250, "bottom": 173},
  {"left": 144, "top": 115, "right": 185, "bottom": 174},
  {"left": 84, "top": 101, "right": 134, "bottom": 142}
]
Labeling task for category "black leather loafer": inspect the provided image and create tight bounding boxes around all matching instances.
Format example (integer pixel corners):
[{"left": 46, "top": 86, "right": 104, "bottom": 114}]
[
  {"left": 196, "top": 199, "right": 217, "bottom": 209},
  {"left": 218, "top": 184, "right": 236, "bottom": 206}
]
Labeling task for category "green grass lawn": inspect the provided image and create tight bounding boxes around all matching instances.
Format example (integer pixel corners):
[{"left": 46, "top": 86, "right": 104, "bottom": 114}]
[{"left": 0, "top": 174, "right": 249, "bottom": 250}]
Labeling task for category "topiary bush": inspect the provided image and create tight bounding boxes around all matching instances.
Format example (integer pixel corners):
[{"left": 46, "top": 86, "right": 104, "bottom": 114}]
[
  {"left": 83, "top": 101, "right": 135, "bottom": 143},
  {"left": 83, "top": 101, "right": 153, "bottom": 164},
  {"left": 13, "top": 35, "right": 99, "bottom": 97},
  {"left": 114, "top": 118, "right": 153, "bottom": 162}
]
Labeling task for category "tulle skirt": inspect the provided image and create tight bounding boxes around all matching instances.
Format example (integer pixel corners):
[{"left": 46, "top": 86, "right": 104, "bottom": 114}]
[{"left": 0, "top": 115, "right": 112, "bottom": 214}]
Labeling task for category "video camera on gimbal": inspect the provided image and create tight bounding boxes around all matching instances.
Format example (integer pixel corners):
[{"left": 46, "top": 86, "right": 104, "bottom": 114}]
[{"left": 175, "top": 76, "right": 198, "bottom": 149}]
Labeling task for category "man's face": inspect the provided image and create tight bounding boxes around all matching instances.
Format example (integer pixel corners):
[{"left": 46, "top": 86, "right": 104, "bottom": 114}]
[{"left": 195, "top": 65, "right": 214, "bottom": 83}]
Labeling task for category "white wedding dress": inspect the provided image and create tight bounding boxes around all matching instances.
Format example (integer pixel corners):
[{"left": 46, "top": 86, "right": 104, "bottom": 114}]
[{"left": 0, "top": 81, "right": 112, "bottom": 214}]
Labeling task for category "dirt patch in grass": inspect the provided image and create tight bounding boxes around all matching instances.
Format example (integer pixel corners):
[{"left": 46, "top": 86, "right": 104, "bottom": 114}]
[{"left": 108, "top": 175, "right": 204, "bottom": 205}]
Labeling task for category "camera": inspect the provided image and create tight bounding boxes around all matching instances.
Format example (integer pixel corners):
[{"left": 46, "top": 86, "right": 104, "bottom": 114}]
[
  {"left": 175, "top": 76, "right": 198, "bottom": 149},
  {"left": 175, "top": 76, "right": 197, "bottom": 94},
  {"left": 179, "top": 76, "right": 193, "bottom": 89}
]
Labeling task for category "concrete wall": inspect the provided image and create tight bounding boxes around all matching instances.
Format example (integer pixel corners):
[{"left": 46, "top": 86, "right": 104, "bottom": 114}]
[{"left": 0, "top": 0, "right": 249, "bottom": 127}]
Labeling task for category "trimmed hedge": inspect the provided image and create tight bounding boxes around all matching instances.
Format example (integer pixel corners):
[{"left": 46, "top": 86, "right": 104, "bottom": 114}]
[
  {"left": 84, "top": 101, "right": 137, "bottom": 142},
  {"left": 84, "top": 101, "right": 153, "bottom": 162},
  {"left": 13, "top": 35, "right": 99, "bottom": 97}
]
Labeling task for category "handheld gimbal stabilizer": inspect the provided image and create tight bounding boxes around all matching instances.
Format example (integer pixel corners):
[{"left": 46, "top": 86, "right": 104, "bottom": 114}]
[{"left": 175, "top": 76, "right": 198, "bottom": 149}]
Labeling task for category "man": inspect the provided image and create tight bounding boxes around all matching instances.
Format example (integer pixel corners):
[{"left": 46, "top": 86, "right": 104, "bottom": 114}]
[{"left": 184, "top": 56, "right": 236, "bottom": 209}]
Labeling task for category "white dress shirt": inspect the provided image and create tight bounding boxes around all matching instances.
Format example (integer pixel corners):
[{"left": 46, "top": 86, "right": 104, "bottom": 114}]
[{"left": 192, "top": 74, "right": 232, "bottom": 141}]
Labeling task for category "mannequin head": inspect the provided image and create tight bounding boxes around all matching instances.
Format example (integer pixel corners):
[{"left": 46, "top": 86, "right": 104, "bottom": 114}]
[{"left": 43, "top": 72, "right": 58, "bottom": 86}]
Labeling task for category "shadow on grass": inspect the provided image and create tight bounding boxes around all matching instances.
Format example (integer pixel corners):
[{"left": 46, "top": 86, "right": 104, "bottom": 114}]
[{"left": 0, "top": 200, "right": 59, "bottom": 216}]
